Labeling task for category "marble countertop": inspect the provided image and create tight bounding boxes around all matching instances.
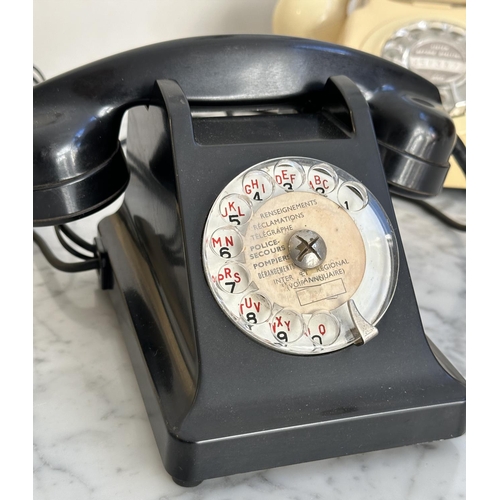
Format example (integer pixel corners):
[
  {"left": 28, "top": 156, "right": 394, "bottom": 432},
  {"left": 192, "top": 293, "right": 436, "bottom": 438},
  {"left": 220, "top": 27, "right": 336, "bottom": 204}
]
[{"left": 33, "top": 186, "right": 465, "bottom": 500}]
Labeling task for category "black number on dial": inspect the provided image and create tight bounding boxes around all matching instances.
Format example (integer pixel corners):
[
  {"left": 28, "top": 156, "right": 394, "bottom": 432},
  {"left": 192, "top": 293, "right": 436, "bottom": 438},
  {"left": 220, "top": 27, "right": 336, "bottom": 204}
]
[
  {"left": 312, "top": 335, "right": 323, "bottom": 345},
  {"left": 246, "top": 312, "right": 257, "bottom": 324},
  {"left": 277, "top": 331, "right": 288, "bottom": 342},
  {"left": 229, "top": 214, "right": 241, "bottom": 225},
  {"left": 219, "top": 247, "right": 231, "bottom": 258}
]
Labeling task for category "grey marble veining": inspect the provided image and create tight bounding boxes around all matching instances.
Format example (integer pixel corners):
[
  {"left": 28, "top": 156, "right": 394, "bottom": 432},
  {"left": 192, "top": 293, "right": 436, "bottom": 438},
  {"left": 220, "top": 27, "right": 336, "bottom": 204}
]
[{"left": 33, "top": 189, "right": 465, "bottom": 500}]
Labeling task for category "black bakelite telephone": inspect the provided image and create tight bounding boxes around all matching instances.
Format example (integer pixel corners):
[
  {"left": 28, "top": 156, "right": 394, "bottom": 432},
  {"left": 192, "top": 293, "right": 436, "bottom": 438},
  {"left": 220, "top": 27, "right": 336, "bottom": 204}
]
[{"left": 33, "top": 35, "right": 465, "bottom": 487}]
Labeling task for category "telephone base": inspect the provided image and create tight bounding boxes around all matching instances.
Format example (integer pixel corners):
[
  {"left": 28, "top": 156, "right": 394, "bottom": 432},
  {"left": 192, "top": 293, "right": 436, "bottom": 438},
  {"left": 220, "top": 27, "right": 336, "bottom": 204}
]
[
  {"left": 96, "top": 73, "right": 465, "bottom": 486},
  {"left": 98, "top": 210, "right": 465, "bottom": 486}
]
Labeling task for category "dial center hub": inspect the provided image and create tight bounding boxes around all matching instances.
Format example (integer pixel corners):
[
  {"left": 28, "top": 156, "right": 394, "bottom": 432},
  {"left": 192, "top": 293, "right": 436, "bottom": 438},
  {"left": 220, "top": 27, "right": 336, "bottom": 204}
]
[{"left": 288, "top": 230, "right": 327, "bottom": 270}]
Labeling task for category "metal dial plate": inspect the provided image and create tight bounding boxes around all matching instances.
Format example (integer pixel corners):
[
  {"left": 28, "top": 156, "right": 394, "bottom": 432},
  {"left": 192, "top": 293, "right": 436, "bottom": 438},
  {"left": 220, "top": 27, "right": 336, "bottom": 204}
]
[
  {"left": 202, "top": 157, "right": 399, "bottom": 355},
  {"left": 381, "top": 21, "right": 466, "bottom": 117}
]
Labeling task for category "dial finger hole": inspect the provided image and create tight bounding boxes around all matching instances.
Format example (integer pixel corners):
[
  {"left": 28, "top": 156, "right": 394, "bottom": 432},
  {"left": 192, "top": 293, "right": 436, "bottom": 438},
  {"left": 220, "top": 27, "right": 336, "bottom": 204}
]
[
  {"left": 209, "top": 227, "right": 244, "bottom": 259},
  {"left": 270, "top": 309, "right": 304, "bottom": 344},
  {"left": 239, "top": 292, "right": 272, "bottom": 325},
  {"left": 219, "top": 194, "right": 252, "bottom": 226},
  {"left": 307, "top": 164, "right": 338, "bottom": 195},
  {"left": 273, "top": 159, "right": 304, "bottom": 192},
  {"left": 216, "top": 262, "right": 250, "bottom": 294},
  {"left": 242, "top": 170, "right": 274, "bottom": 203},
  {"left": 307, "top": 312, "right": 340, "bottom": 346},
  {"left": 337, "top": 182, "right": 368, "bottom": 212}
]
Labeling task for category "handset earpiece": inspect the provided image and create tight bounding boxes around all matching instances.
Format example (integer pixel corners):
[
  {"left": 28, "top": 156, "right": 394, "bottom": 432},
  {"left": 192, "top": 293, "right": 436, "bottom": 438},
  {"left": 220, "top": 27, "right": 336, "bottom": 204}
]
[{"left": 368, "top": 90, "right": 456, "bottom": 199}]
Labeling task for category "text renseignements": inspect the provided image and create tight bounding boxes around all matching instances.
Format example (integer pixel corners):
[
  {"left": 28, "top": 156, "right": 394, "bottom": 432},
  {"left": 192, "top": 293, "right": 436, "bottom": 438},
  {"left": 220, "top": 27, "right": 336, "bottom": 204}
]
[{"left": 258, "top": 199, "right": 317, "bottom": 219}]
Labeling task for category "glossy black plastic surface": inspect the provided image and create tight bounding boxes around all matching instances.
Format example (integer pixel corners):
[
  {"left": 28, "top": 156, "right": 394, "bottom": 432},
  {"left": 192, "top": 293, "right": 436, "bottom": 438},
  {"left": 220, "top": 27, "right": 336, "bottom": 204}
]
[
  {"left": 369, "top": 91, "right": 455, "bottom": 197},
  {"left": 97, "top": 77, "right": 465, "bottom": 485},
  {"left": 33, "top": 35, "right": 455, "bottom": 226}
]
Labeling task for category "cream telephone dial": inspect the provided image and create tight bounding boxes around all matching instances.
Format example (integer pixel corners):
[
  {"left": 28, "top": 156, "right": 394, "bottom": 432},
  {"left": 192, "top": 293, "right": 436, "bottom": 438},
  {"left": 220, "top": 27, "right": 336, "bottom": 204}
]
[
  {"left": 33, "top": 36, "right": 465, "bottom": 486},
  {"left": 273, "top": 0, "right": 466, "bottom": 189}
]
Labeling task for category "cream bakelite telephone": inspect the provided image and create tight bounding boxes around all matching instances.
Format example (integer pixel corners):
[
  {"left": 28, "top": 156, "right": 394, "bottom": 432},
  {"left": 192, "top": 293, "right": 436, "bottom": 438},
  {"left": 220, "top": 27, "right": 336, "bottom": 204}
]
[
  {"left": 273, "top": 0, "right": 466, "bottom": 188},
  {"left": 33, "top": 35, "right": 465, "bottom": 486}
]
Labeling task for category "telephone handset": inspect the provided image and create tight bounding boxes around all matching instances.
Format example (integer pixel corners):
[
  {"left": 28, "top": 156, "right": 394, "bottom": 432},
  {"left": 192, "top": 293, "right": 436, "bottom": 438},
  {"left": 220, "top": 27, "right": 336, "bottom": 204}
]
[{"left": 33, "top": 36, "right": 465, "bottom": 486}]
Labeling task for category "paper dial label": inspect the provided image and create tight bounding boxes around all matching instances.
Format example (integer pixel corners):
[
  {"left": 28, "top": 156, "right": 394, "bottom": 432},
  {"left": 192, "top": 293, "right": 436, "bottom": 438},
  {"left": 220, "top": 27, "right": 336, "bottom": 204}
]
[{"left": 243, "top": 192, "right": 366, "bottom": 314}]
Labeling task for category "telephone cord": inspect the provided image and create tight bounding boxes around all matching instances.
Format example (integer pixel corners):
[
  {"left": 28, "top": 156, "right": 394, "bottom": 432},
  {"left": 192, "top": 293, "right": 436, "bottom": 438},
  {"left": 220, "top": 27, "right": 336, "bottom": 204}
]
[
  {"left": 33, "top": 229, "right": 100, "bottom": 273},
  {"left": 54, "top": 225, "right": 95, "bottom": 260}
]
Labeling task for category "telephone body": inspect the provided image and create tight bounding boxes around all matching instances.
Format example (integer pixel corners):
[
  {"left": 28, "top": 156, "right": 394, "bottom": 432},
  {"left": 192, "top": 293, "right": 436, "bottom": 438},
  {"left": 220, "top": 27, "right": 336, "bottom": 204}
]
[
  {"left": 273, "top": 0, "right": 466, "bottom": 189},
  {"left": 33, "top": 36, "right": 465, "bottom": 486}
]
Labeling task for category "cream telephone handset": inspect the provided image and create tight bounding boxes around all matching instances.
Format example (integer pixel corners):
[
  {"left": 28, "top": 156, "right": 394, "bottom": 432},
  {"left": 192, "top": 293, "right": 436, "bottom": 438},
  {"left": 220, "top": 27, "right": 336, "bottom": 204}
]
[{"left": 273, "top": 0, "right": 466, "bottom": 188}]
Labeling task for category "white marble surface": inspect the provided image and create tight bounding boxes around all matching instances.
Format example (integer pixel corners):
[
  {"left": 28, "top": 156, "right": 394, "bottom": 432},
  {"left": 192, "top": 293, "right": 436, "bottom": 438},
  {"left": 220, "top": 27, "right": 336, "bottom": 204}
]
[{"left": 33, "top": 186, "right": 465, "bottom": 500}]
